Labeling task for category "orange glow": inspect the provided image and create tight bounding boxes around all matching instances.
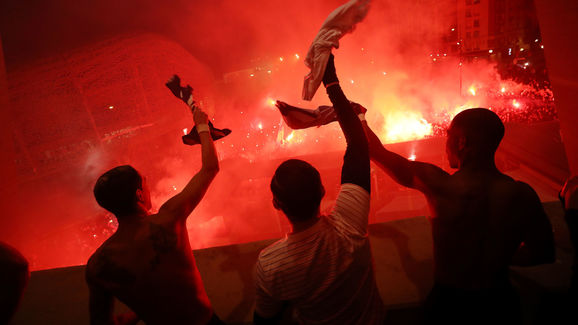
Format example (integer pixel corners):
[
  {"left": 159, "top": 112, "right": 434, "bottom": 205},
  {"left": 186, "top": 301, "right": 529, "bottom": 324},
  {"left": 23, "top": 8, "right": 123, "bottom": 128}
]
[
  {"left": 379, "top": 110, "right": 433, "bottom": 143},
  {"left": 11, "top": 2, "right": 557, "bottom": 272},
  {"left": 266, "top": 98, "right": 276, "bottom": 107}
]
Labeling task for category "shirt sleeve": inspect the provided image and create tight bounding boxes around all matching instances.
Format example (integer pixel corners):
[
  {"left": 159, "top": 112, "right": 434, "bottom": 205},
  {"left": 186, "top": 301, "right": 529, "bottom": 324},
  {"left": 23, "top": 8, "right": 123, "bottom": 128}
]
[
  {"left": 328, "top": 183, "right": 370, "bottom": 236},
  {"left": 255, "top": 258, "right": 284, "bottom": 318}
]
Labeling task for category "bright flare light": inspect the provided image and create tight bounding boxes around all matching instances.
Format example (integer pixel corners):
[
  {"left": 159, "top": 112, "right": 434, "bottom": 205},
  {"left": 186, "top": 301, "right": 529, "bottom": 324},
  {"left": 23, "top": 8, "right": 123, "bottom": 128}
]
[
  {"left": 286, "top": 131, "right": 294, "bottom": 141},
  {"left": 512, "top": 100, "right": 521, "bottom": 108},
  {"left": 408, "top": 154, "right": 416, "bottom": 161},
  {"left": 468, "top": 86, "right": 476, "bottom": 96},
  {"left": 380, "top": 110, "right": 433, "bottom": 143}
]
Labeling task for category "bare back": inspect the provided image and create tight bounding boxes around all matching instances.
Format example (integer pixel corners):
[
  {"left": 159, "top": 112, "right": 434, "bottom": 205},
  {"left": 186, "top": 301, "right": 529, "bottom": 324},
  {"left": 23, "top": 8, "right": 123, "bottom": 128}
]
[
  {"left": 86, "top": 216, "right": 212, "bottom": 325},
  {"left": 425, "top": 169, "right": 551, "bottom": 289}
]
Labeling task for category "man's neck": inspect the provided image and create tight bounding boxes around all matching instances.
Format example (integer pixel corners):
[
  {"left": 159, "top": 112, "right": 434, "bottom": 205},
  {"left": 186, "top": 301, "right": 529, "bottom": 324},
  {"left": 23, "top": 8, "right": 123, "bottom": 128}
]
[
  {"left": 116, "top": 211, "right": 148, "bottom": 231},
  {"left": 290, "top": 216, "right": 320, "bottom": 234},
  {"left": 459, "top": 155, "right": 499, "bottom": 173}
]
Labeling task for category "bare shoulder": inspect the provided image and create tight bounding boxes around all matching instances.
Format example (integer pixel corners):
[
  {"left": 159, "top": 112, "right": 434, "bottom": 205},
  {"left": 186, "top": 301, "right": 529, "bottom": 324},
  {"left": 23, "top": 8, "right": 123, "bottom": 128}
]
[
  {"left": 147, "top": 209, "right": 184, "bottom": 227},
  {"left": 500, "top": 179, "right": 545, "bottom": 220},
  {"left": 513, "top": 180, "right": 541, "bottom": 202},
  {"left": 86, "top": 246, "right": 105, "bottom": 285},
  {"left": 412, "top": 161, "right": 451, "bottom": 193}
]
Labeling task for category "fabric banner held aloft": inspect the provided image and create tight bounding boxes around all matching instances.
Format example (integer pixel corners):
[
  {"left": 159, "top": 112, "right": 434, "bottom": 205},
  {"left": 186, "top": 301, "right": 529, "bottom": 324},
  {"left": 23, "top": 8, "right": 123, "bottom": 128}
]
[{"left": 302, "top": 0, "right": 371, "bottom": 101}]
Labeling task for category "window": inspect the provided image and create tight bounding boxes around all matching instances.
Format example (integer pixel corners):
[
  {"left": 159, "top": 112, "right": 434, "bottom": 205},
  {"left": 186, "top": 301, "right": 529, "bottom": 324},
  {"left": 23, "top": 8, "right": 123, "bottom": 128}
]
[
  {"left": 473, "top": 30, "right": 480, "bottom": 38},
  {"left": 474, "top": 19, "right": 480, "bottom": 27},
  {"left": 473, "top": 0, "right": 480, "bottom": 4},
  {"left": 466, "top": 9, "right": 472, "bottom": 17}
]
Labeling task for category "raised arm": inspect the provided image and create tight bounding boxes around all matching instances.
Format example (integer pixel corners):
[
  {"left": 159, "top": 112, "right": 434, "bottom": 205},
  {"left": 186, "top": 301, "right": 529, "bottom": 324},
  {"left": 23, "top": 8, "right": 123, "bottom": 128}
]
[
  {"left": 323, "top": 54, "right": 370, "bottom": 193},
  {"left": 158, "top": 108, "right": 219, "bottom": 222},
  {"left": 362, "top": 121, "right": 448, "bottom": 195},
  {"left": 510, "top": 182, "right": 555, "bottom": 266}
]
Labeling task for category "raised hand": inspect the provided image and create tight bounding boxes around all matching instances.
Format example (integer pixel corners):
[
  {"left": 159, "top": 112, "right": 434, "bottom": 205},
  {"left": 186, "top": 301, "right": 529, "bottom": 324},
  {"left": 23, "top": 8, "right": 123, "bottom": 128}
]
[
  {"left": 165, "top": 74, "right": 231, "bottom": 145},
  {"left": 322, "top": 53, "right": 339, "bottom": 87}
]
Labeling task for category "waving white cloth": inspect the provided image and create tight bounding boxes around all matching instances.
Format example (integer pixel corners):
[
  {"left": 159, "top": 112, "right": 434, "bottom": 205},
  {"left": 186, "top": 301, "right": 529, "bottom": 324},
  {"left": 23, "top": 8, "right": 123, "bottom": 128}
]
[{"left": 302, "top": 0, "right": 371, "bottom": 101}]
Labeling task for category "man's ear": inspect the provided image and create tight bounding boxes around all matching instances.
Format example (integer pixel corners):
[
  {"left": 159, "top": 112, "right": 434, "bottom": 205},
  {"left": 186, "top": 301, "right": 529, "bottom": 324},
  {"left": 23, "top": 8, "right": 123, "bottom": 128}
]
[
  {"left": 272, "top": 197, "right": 282, "bottom": 211},
  {"left": 457, "top": 135, "right": 467, "bottom": 152},
  {"left": 136, "top": 188, "right": 144, "bottom": 204}
]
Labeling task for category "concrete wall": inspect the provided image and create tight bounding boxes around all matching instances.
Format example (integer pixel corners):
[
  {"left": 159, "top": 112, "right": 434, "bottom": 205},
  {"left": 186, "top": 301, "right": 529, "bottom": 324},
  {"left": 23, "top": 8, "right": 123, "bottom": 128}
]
[
  {"left": 10, "top": 217, "right": 434, "bottom": 325},
  {"left": 9, "top": 202, "right": 573, "bottom": 325}
]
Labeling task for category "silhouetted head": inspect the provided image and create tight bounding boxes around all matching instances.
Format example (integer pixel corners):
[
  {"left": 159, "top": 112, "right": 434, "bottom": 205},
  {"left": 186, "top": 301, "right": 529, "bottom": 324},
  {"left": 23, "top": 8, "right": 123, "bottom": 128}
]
[
  {"left": 446, "top": 108, "right": 505, "bottom": 168},
  {"left": 271, "top": 159, "right": 325, "bottom": 224},
  {"left": 93, "top": 165, "right": 151, "bottom": 218}
]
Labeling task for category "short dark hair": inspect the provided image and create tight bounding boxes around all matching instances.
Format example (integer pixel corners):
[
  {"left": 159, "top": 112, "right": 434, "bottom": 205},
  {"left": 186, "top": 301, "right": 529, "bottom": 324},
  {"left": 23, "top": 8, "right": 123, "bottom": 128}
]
[
  {"left": 271, "top": 159, "right": 324, "bottom": 223},
  {"left": 94, "top": 165, "right": 142, "bottom": 217},
  {"left": 450, "top": 108, "right": 505, "bottom": 154}
]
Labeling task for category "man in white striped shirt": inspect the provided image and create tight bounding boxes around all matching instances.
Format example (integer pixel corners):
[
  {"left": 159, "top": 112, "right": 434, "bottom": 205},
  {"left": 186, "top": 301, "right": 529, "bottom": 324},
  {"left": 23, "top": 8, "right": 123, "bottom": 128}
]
[{"left": 254, "top": 54, "right": 385, "bottom": 324}]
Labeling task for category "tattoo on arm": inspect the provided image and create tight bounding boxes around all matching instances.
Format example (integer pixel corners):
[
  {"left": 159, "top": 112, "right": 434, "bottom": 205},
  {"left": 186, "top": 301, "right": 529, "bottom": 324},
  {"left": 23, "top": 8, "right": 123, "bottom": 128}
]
[{"left": 149, "top": 223, "right": 177, "bottom": 270}]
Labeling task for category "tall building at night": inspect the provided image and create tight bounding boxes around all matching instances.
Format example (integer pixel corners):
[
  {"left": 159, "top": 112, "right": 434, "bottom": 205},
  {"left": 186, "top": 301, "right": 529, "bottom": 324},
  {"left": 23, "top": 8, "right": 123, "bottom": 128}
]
[{"left": 456, "top": 0, "right": 541, "bottom": 57}]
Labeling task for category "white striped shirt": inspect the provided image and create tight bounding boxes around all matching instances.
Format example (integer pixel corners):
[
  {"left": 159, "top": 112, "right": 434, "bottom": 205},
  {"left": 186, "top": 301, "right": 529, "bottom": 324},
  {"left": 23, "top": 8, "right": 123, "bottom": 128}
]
[{"left": 256, "top": 184, "right": 385, "bottom": 324}]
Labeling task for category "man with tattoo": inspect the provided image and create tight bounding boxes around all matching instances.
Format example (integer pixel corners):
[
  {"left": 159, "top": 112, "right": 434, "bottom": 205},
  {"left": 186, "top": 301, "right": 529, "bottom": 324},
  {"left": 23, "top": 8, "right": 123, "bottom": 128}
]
[{"left": 86, "top": 108, "right": 222, "bottom": 325}]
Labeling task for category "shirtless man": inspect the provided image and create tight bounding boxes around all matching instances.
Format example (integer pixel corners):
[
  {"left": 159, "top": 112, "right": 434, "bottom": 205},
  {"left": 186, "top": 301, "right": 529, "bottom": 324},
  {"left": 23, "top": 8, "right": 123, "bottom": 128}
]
[
  {"left": 363, "top": 108, "right": 555, "bottom": 323},
  {"left": 86, "top": 108, "right": 222, "bottom": 325}
]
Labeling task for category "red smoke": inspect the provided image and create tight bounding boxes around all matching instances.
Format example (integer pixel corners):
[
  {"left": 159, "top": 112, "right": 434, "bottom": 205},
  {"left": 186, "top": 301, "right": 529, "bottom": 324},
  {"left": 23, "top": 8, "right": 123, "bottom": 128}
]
[{"left": 0, "top": 0, "right": 554, "bottom": 270}]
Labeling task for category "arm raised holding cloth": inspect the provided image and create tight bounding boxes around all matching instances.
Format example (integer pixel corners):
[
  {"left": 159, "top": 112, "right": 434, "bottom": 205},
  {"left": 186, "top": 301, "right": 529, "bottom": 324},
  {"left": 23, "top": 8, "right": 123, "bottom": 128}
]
[{"left": 165, "top": 74, "right": 231, "bottom": 145}]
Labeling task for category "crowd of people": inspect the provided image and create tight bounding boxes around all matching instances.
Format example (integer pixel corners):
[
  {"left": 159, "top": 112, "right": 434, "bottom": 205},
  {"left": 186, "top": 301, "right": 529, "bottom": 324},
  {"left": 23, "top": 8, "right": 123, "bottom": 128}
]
[{"left": 1, "top": 53, "right": 577, "bottom": 325}]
